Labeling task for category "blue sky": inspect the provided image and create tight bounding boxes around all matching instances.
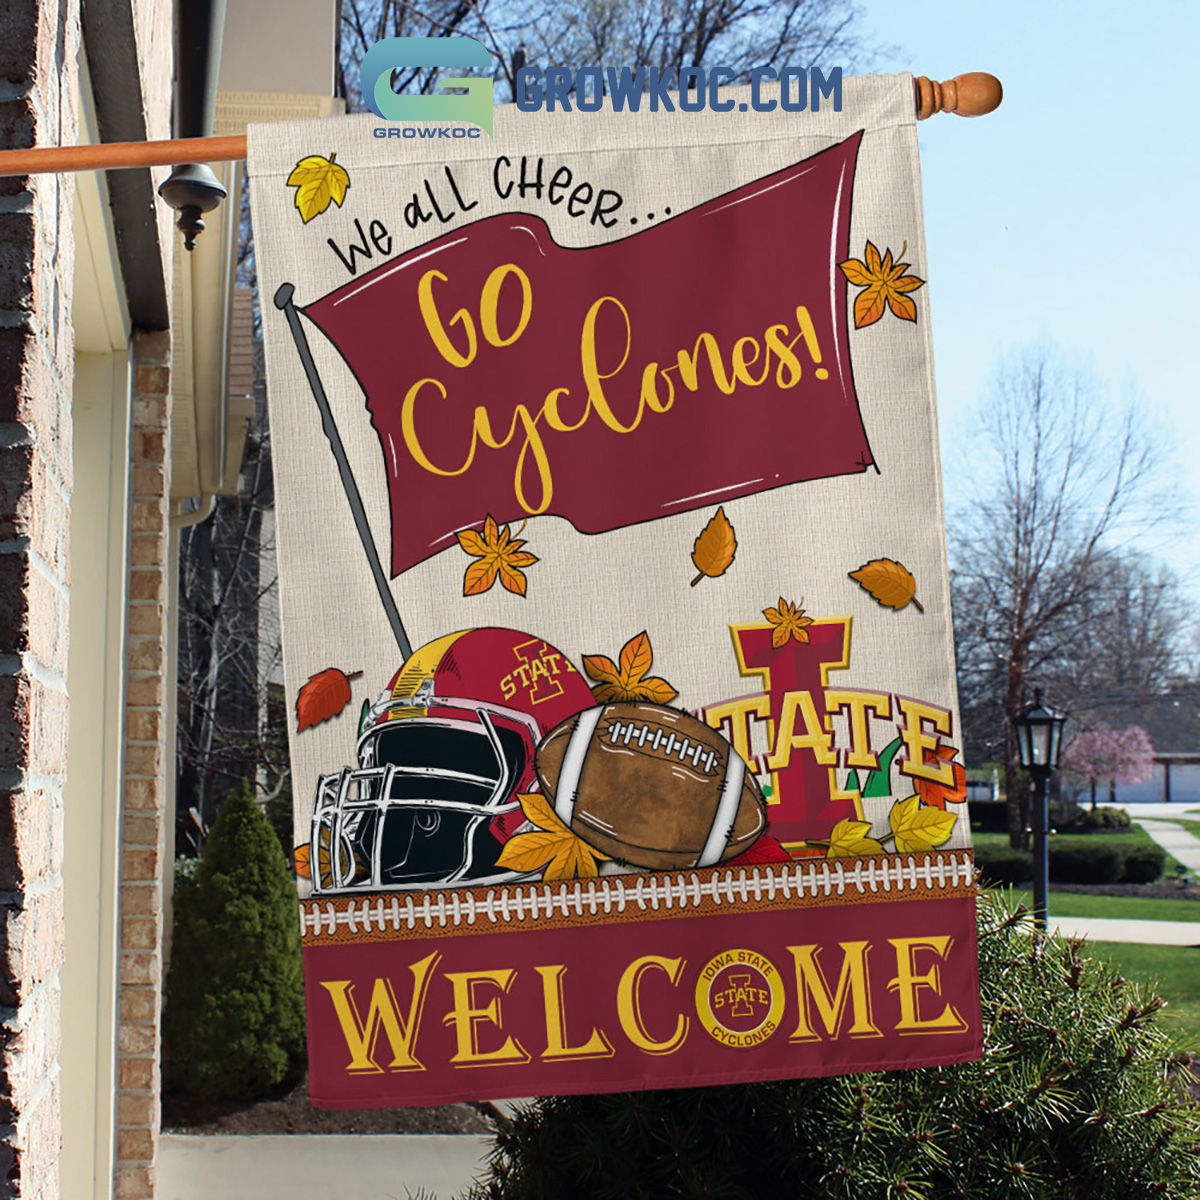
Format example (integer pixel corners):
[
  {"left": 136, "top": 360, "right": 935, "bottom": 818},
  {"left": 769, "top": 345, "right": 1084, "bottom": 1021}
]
[{"left": 866, "top": 1, "right": 1198, "bottom": 589}]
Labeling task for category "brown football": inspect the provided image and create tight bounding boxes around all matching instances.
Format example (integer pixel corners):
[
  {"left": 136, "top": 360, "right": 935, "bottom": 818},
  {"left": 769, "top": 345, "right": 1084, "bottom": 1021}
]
[{"left": 535, "top": 702, "right": 766, "bottom": 870}]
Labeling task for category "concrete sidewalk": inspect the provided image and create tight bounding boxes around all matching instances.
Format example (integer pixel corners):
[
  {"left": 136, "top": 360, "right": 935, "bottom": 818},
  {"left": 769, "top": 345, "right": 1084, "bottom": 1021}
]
[
  {"left": 1048, "top": 916, "right": 1200, "bottom": 945},
  {"left": 1133, "top": 817, "right": 1200, "bottom": 873},
  {"left": 159, "top": 1134, "right": 490, "bottom": 1200}
]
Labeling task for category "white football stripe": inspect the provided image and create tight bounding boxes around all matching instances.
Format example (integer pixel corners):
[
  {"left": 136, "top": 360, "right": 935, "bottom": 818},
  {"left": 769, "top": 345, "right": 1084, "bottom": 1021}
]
[
  {"left": 698, "top": 753, "right": 746, "bottom": 867},
  {"left": 554, "top": 706, "right": 603, "bottom": 825}
]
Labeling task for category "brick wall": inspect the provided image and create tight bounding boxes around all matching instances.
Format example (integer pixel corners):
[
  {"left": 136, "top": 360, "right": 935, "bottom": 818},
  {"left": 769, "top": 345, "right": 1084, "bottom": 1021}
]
[
  {"left": 0, "top": 1, "right": 80, "bottom": 1197},
  {"left": 114, "top": 333, "right": 171, "bottom": 1200}
]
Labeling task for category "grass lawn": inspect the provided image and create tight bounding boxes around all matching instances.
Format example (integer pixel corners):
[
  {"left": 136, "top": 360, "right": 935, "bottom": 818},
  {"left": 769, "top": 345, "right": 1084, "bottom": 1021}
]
[
  {"left": 974, "top": 829, "right": 1161, "bottom": 852},
  {"left": 1084, "top": 941, "right": 1200, "bottom": 1042},
  {"left": 1174, "top": 819, "right": 1200, "bottom": 842},
  {"left": 1003, "top": 888, "right": 1200, "bottom": 923}
]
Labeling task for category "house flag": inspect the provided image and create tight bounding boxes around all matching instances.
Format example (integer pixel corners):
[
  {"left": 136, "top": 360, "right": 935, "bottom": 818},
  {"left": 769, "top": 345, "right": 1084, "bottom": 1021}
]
[{"left": 249, "top": 73, "right": 981, "bottom": 1109}]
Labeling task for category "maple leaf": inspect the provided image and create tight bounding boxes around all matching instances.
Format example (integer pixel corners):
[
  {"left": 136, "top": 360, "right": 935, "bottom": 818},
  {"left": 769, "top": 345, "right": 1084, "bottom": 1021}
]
[
  {"left": 456, "top": 514, "right": 539, "bottom": 597},
  {"left": 582, "top": 631, "right": 679, "bottom": 704},
  {"left": 763, "top": 597, "right": 815, "bottom": 648},
  {"left": 690, "top": 506, "right": 737, "bottom": 586},
  {"left": 827, "top": 818, "right": 885, "bottom": 859},
  {"left": 286, "top": 153, "right": 350, "bottom": 224},
  {"left": 296, "top": 667, "right": 363, "bottom": 731},
  {"left": 888, "top": 795, "right": 957, "bottom": 853},
  {"left": 839, "top": 240, "right": 925, "bottom": 329},
  {"left": 727, "top": 834, "right": 792, "bottom": 866},
  {"left": 848, "top": 557, "right": 924, "bottom": 613},
  {"left": 495, "top": 792, "right": 610, "bottom": 881},
  {"left": 914, "top": 744, "right": 968, "bottom": 810}
]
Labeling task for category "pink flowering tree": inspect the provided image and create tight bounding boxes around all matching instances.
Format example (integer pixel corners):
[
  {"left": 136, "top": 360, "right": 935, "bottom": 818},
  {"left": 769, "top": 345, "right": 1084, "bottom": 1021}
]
[{"left": 1063, "top": 723, "right": 1155, "bottom": 808}]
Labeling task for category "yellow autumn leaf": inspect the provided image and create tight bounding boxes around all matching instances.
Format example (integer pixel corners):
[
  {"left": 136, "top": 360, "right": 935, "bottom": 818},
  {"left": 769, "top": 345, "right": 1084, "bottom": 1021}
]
[
  {"left": 888, "top": 795, "right": 957, "bottom": 853},
  {"left": 826, "top": 818, "right": 885, "bottom": 859},
  {"left": 495, "top": 830, "right": 568, "bottom": 873},
  {"left": 515, "top": 791, "right": 567, "bottom": 836},
  {"left": 848, "top": 557, "right": 924, "bottom": 613},
  {"left": 286, "top": 153, "right": 351, "bottom": 224},
  {"left": 495, "top": 792, "right": 610, "bottom": 880}
]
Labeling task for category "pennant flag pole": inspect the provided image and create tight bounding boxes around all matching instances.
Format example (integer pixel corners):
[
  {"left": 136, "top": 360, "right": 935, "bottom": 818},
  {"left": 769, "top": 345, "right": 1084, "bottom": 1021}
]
[
  {"left": 0, "top": 74, "right": 1001, "bottom": 177},
  {"left": 273, "top": 282, "right": 413, "bottom": 660}
]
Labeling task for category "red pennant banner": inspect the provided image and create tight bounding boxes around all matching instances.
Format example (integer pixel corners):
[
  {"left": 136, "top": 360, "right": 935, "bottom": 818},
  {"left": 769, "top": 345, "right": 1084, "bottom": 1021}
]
[{"left": 302, "top": 132, "right": 870, "bottom": 578}]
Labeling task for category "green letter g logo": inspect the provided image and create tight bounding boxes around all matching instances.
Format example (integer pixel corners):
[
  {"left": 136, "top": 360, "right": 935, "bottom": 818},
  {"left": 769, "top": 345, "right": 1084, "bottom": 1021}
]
[{"left": 361, "top": 37, "right": 494, "bottom": 136}]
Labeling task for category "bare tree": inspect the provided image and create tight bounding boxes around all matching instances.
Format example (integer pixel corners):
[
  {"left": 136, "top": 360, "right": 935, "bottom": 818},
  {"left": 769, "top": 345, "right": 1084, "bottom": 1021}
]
[
  {"left": 949, "top": 346, "right": 1178, "bottom": 848},
  {"left": 1051, "top": 553, "right": 1188, "bottom": 713},
  {"left": 335, "top": 0, "right": 877, "bottom": 108},
  {"left": 513, "top": 0, "right": 873, "bottom": 86},
  {"left": 176, "top": 340, "right": 291, "bottom": 855}
]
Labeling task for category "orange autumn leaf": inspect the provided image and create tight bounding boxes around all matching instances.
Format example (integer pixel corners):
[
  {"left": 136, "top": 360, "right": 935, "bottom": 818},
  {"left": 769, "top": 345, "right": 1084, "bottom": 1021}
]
[
  {"left": 495, "top": 793, "right": 610, "bottom": 881},
  {"left": 583, "top": 631, "right": 678, "bottom": 704},
  {"left": 690, "top": 506, "right": 737, "bottom": 586},
  {"left": 763, "top": 597, "right": 814, "bottom": 647},
  {"left": 296, "top": 667, "right": 363, "bottom": 731},
  {"left": 848, "top": 558, "right": 924, "bottom": 613},
  {"left": 456, "top": 514, "right": 539, "bottom": 597},
  {"left": 915, "top": 745, "right": 968, "bottom": 810},
  {"left": 293, "top": 843, "right": 312, "bottom": 879},
  {"left": 839, "top": 239, "right": 925, "bottom": 329}
]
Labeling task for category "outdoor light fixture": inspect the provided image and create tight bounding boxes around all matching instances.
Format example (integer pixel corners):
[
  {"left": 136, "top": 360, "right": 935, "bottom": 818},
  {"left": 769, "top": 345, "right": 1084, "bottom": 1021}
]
[
  {"left": 157, "top": 162, "right": 227, "bottom": 251},
  {"left": 1013, "top": 688, "right": 1067, "bottom": 930},
  {"left": 1014, "top": 689, "right": 1066, "bottom": 773}
]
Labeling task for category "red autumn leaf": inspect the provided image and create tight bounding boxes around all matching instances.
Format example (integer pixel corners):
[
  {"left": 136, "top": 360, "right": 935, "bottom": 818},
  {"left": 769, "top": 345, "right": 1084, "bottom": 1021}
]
[
  {"left": 914, "top": 744, "right": 968, "bottom": 810},
  {"left": 296, "top": 667, "right": 362, "bottom": 731},
  {"left": 727, "top": 834, "right": 791, "bottom": 866}
]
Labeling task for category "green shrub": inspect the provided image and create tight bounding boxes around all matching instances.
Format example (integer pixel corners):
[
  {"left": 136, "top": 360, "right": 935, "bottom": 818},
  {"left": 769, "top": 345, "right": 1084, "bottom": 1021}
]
[
  {"left": 1078, "top": 805, "right": 1132, "bottom": 831},
  {"left": 1050, "top": 800, "right": 1086, "bottom": 830},
  {"left": 974, "top": 843, "right": 1031, "bottom": 886},
  {"left": 1122, "top": 844, "right": 1167, "bottom": 884},
  {"left": 469, "top": 892, "right": 1200, "bottom": 1200},
  {"left": 969, "top": 801, "right": 1010, "bottom": 834},
  {"left": 1049, "top": 840, "right": 1124, "bottom": 884},
  {"left": 164, "top": 780, "right": 306, "bottom": 1101}
]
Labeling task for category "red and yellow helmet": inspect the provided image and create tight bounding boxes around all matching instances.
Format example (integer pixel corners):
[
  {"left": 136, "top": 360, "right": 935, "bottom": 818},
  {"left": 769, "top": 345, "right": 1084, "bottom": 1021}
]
[{"left": 311, "top": 628, "right": 594, "bottom": 893}]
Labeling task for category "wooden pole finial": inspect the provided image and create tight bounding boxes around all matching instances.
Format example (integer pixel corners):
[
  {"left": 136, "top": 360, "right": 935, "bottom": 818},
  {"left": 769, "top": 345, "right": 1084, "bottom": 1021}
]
[{"left": 915, "top": 72, "right": 1002, "bottom": 120}]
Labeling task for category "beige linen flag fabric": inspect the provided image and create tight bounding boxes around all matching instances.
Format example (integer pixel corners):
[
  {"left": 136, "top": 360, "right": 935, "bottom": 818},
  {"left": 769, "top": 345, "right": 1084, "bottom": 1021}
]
[{"left": 248, "top": 73, "right": 980, "bottom": 1110}]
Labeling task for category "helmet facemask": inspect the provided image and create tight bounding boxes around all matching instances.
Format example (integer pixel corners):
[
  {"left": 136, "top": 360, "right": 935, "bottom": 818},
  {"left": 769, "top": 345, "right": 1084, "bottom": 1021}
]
[{"left": 310, "top": 692, "right": 540, "bottom": 893}]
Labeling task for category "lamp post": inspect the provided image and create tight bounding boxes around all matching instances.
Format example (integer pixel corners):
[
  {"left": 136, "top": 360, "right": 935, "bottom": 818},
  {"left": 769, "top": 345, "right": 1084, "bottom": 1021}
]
[{"left": 1013, "top": 689, "right": 1067, "bottom": 930}]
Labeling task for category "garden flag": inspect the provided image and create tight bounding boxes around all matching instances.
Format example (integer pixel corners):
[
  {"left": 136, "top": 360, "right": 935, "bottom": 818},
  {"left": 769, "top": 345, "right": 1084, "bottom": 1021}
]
[{"left": 249, "top": 73, "right": 982, "bottom": 1109}]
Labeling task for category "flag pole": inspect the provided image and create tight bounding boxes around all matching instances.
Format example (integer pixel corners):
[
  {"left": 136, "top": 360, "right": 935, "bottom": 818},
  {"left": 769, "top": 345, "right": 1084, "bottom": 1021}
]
[
  {"left": 0, "top": 134, "right": 247, "bottom": 177},
  {"left": 0, "top": 73, "right": 1002, "bottom": 177},
  {"left": 273, "top": 282, "right": 413, "bottom": 661}
]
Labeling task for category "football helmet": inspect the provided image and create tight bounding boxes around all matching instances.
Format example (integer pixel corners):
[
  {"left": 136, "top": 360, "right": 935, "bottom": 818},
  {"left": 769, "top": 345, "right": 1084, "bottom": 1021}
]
[{"left": 309, "top": 627, "right": 594, "bottom": 894}]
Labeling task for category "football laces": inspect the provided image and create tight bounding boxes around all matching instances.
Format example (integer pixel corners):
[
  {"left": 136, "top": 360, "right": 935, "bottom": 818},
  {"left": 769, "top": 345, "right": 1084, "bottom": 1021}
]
[{"left": 604, "top": 719, "right": 719, "bottom": 775}]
